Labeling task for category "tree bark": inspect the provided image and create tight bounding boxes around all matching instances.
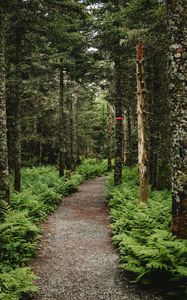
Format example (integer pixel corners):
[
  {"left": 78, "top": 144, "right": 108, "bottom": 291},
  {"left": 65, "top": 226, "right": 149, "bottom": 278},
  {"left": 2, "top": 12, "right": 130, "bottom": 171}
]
[
  {"left": 107, "top": 103, "right": 113, "bottom": 170},
  {"left": 114, "top": 56, "right": 124, "bottom": 185},
  {"left": 167, "top": 0, "right": 187, "bottom": 238},
  {"left": 59, "top": 67, "right": 65, "bottom": 177},
  {"left": 148, "top": 50, "right": 171, "bottom": 190},
  {"left": 71, "top": 92, "right": 78, "bottom": 170},
  {"left": 136, "top": 42, "right": 148, "bottom": 203},
  {"left": 14, "top": 28, "right": 22, "bottom": 192},
  {"left": 123, "top": 108, "right": 131, "bottom": 166},
  {"left": 0, "top": 9, "right": 10, "bottom": 202},
  {"left": 64, "top": 82, "right": 72, "bottom": 174}
]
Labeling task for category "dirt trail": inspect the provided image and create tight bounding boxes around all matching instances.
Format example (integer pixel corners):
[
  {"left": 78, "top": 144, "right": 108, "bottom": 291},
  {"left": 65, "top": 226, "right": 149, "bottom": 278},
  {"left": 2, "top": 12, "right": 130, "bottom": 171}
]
[{"left": 30, "top": 177, "right": 163, "bottom": 300}]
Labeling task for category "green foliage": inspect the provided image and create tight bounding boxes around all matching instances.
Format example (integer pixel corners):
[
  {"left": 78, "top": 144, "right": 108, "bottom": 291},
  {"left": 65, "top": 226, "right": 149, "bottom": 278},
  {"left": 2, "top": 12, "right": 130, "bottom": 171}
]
[
  {"left": 0, "top": 211, "right": 39, "bottom": 266},
  {"left": 0, "top": 160, "right": 107, "bottom": 298},
  {"left": 76, "top": 159, "right": 107, "bottom": 179},
  {"left": 0, "top": 267, "right": 38, "bottom": 300},
  {"left": 0, "top": 200, "right": 10, "bottom": 223},
  {"left": 107, "top": 167, "right": 187, "bottom": 296}
]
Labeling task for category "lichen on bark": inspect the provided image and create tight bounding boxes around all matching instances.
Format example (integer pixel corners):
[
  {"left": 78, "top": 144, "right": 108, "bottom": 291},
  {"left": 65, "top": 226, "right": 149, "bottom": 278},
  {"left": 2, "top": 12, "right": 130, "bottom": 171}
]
[
  {"left": 168, "top": 0, "right": 187, "bottom": 238},
  {"left": 0, "top": 8, "right": 10, "bottom": 202}
]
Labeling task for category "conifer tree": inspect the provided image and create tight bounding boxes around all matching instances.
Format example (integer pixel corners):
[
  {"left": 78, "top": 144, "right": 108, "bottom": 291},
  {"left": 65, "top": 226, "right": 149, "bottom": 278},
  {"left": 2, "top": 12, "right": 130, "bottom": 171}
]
[
  {"left": 167, "top": 0, "right": 187, "bottom": 238},
  {"left": 0, "top": 6, "right": 10, "bottom": 202}
]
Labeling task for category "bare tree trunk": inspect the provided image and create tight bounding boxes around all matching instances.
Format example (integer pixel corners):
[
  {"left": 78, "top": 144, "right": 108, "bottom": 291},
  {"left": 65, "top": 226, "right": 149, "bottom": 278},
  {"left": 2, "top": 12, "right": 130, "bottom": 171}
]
[
  {"left": 64, "top": 83, "right": 72, "bottom": 175},
  {"left": 0, "top": 9, "right": 10, "bottom": 202},
  {"left": 123, "top": 108, "right": 131, "bottom": 166},
  {"left": 136, "top": 42, "right": 148, "bottom": 203},
  {"left": 59, "top": 67, "right": 65, "bottom": 177},
  {"left": 107, "top": 103, "right": 113, "bottom": 170},
  {"left": 167, "top": 0, "right": 187, "bottom": 238},
  {"left": 114, "top": 56, "right": 124, "bottom": 186},
  {"left": 71, "top": 93, "right": 78, "bottom": 170},
  {"left": 38, "top": 141, "right": 42, "bottom": 167},
  {"left": 14, "top": 28, "right": 22, "bottom": 193}
]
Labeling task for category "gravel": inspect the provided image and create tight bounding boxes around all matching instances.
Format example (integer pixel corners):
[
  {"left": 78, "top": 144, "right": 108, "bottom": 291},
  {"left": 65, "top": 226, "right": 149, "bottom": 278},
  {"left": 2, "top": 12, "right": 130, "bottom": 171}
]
[{"left": 30, "top": 177, "right": 164, "bottom": 300}]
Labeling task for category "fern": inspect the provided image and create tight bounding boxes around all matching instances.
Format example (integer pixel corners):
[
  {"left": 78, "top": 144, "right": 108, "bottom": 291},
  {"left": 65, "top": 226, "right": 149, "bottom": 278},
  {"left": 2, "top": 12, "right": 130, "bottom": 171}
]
[
  {"left": 0, "top": 200, "right": 10, "bottom": 223},
  {"left": 0, "top": 267, "right": 38, "bottom": 300},
  {"left": 107, "top": 166, "right": 187, "bottom": 296}
]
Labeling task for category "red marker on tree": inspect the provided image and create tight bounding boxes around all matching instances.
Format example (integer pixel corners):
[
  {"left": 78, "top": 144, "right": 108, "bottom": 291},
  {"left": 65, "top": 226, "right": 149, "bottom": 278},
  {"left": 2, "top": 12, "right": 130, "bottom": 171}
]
[{"left": 115, "top": 117, "right": 124, "bottom": 120}]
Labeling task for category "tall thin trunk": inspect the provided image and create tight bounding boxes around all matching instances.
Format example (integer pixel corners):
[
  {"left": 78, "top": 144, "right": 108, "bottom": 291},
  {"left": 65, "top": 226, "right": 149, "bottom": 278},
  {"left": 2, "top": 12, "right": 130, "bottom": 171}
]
[
  {"left": 167, "top": 0, "right": 187, "bottom": 238},
  {"left": 38, "top": 141, "right": 42, "bottom": 166},
  {"left": 136, "top": 42, "right": 148, "bottom": 203},
  {"left": 123, "top": 108, "right": 131, "bottom": 166},
  {"left": 114, "top": 56, "right": 124, "bottom": 186},
  {"left": 71, "top": 94, "right": 78, "bottom": 170},
  {"left": 14, "top": 28, "right": 22, "bottom": 192},
  {"left": 0, "top": 9, "right": 10, "bottom": 202},
  {"left": 107, "top": 103, "right": 113, "bottom": 170},
  {"left": 59, "top": 67, "right": 65, "bottom": 177},
  {"left": 64, "top": 85, "right": 72, "bottom": 173}
]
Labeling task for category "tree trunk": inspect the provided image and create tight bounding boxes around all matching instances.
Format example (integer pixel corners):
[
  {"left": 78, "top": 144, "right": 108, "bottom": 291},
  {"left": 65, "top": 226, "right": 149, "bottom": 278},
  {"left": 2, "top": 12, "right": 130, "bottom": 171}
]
[
  {"left": 107, "top": 103, "right": 113, "bottom": 170},
  {"left": 167, "top": 0, "right": 187, "bottom": 238},
  {"left": 71, "top": 93, "right": 78, "bottom": 170},
  {"left": 123, "top": 108, "right": 131, "bottom": 166},
  {"left": 64, "top": 83, "right": 72, "bottom": 174},
  {"left": 148, "top": 50, "right": 171, "bottom": 190},
  {"left": 14, "top": 29, "right": 22, "bottom": 192},
  {"left": 136, "top": 42, "right": 148, "bottom": 203},
  {"left": 114, "top": 55, "right": 125, "bottom": 186},
  {"left": 59, "top": 67, "right": 65, "bottom": 177},
  {"left": 0, "top": 9, "right": 10, "bottom": 202}
]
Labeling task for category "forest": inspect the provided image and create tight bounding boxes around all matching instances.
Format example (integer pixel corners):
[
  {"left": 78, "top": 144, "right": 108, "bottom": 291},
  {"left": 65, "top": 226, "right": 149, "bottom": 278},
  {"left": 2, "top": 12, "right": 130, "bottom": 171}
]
[{"left": 0, "top": 0, "right": 186, "bottom": 299}]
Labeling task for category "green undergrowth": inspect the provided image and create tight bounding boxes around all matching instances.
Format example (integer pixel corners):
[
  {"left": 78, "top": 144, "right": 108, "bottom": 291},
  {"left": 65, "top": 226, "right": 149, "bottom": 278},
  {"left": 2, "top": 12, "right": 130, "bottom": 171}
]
[
  {"left": 0, "top": 159, "right": 107, "bottom": 300},
  {"left": 107, "top": 167, "right": 187, "bottom": 299}
]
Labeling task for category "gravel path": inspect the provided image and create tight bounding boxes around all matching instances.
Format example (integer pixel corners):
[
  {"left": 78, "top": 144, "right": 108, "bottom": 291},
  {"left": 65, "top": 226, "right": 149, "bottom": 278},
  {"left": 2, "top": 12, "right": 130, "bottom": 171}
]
[{"left": 30, "top": 177, "right": 164, "bottom": 300}]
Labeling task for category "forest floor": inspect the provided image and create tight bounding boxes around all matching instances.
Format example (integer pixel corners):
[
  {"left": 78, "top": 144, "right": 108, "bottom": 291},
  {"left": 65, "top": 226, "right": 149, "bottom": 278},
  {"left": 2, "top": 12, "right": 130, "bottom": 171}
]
[{"left": 30, "top": 177, "right": 164, "bottom": 300}]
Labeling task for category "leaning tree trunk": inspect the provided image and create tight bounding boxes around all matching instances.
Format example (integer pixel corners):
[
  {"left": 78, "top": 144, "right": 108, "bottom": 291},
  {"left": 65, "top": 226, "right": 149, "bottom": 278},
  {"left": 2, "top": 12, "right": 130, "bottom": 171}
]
[
  {"left": 59, "top": 67, "right": 65, "bottom": 177},
  {"left": 136, "top": 42, "right": 149, "bottom": 203},
  {"left": 167, "top": 0, "right": 187, "bottom": 238},
  {"left": 0, "top": 9, "right": 10, "bottom": 202}
]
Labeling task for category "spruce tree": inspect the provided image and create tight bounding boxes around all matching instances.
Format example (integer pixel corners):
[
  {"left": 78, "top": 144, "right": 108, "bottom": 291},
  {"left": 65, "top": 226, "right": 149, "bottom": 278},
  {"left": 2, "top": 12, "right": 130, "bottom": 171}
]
[{"left": 167, "top": 0, "right": 187, "bottom": 238}]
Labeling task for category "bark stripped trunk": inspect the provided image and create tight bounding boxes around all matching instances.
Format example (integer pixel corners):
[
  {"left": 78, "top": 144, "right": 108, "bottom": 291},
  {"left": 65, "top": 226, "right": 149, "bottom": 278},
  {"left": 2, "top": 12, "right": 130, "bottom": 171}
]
[
  {"left": 167, "top": 0, "right": 187, "bottom": 238},
  {"left": 114, "top": 56, "right": 124, "bottom": 185},
  {"left": 107, "top": 103, "right": 113, "bottom": 170},
  {"left": 0, "top": 9, "right": 10, "bottom": 202},
  {"left": 59, "top": 67, "right": 65, "bottom": 177},
  {"left": 136, "top": 42, "right": 148, "bottom": 203},
  {"left": 14, "top": 28, "right": 22, "bottom": 192}
]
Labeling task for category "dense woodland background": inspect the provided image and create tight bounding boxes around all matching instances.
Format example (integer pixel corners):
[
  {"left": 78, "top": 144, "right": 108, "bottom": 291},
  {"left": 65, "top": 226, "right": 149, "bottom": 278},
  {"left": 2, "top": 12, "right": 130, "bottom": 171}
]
[{"left": 0, "top": 0, "right": 186, "bottom": 299}]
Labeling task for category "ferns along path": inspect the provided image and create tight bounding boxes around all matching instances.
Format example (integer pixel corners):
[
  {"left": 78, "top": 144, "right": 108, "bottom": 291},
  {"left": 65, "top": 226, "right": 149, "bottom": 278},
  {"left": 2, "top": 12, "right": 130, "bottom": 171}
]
[{"left": 30, "top": 177, "right": 163, "bottom": 300}]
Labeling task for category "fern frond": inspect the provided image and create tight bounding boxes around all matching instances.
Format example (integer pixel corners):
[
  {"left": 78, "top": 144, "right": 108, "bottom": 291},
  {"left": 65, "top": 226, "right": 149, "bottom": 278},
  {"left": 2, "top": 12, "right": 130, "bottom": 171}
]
[{"left": 0, "top": 199, "right": 10, "bottom": 222}]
